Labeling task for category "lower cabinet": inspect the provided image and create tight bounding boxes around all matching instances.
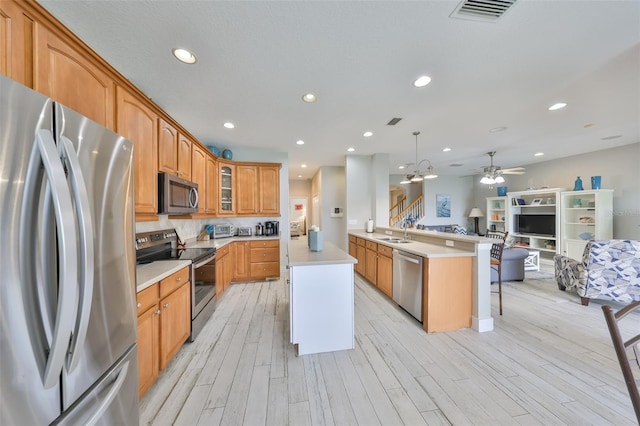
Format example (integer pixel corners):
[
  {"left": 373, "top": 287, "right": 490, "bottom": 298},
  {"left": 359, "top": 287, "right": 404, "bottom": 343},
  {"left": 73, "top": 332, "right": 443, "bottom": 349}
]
[
  {"left": 216, "top": 244, "right": 232, "bottom": 298},
  {"left": 232, "top": 241, "right": 251, "bottom": 282},
  {"left": 355, "top": 238, "right": 366, "bottom": 276},
  {"left": 249, "top": 240, "right": 280, "bottom": 280},
  {"left": 364, "top": 241, "right": 378, "bottom": 284},
  {"left": 136, "top": 266, "right": 191, "bottom": 398},
  {"left": 376, "top": 245, "right": 393, "bottom": 298}
]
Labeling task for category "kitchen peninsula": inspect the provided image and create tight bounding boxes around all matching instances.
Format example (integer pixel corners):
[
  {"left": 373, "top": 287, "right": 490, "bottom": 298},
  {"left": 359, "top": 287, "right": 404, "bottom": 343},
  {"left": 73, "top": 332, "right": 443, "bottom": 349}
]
[
  {"left": 288, "top": 238, "right": 357, "bottom": 356},
  {"left": 349, "top": 227, "right": 493, "bottom": 333}
]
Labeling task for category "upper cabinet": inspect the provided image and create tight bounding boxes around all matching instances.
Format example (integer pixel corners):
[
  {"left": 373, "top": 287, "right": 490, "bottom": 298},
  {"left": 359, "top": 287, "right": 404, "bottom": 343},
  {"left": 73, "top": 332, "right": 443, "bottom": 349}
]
[
  {"left": 236, "top": 165, "right": 259, "bottom": 215},
  {"left": 34, "top": 24, "right": 114, "bottom": 129},
  {"left": 205, "top": 155, "right": 217, "bottom": 215},
  {"left": 158, "top": 118, "right": 179, "bottom": 176},
  {"left": 191, "top": 144, "right": 207, "bottom": 215},
  {"left": 1, "top": 0, "right": 33, "bottom": 87},
  {"left": 177, "top": 134, "right": 192, "bottom": 181},
  {"left": 218, "top": 161, "right": 236, "bottom": 216},
  {"left": 259, "top": 165, "right": 280, "bottom": 216},
  {"left": 116, "top": 86, "right": 158, "bottom": 220}
]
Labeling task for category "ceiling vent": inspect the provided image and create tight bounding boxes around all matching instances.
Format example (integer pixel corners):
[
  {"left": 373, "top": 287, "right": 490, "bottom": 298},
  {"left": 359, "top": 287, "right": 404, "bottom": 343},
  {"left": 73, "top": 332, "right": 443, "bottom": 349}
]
[
  {"left": 450, "top": 0, "right": 518, "bottom": 22},
  {"left": 387, "top": 117, "right": 402, "bottom": 126}
]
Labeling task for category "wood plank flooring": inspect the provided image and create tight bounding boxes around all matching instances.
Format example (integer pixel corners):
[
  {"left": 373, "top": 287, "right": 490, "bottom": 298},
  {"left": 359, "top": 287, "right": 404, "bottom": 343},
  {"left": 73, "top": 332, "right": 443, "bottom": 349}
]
[{"left": 139, "top": 272, "right": 639, "bottom": 425}]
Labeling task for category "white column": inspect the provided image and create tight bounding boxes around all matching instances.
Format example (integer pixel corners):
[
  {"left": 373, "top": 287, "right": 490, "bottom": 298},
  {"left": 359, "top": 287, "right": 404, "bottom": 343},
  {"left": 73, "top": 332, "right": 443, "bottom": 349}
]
[{"left": 472, "top": 241, "right": 494, "bottom": 332}]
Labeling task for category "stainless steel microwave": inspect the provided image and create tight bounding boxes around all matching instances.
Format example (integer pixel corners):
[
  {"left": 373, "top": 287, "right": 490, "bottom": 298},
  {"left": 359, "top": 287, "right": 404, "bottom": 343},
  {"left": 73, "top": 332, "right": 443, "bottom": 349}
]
[{"left": 158, "top": 172, "right": 198, "bottom": 214}]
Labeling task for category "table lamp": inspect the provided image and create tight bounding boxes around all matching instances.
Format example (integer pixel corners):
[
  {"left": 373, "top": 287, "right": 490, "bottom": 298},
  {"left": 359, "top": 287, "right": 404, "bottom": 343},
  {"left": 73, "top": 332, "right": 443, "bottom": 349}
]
[{"left": 468, "top": 207, "right": 484, "bottom": 234}]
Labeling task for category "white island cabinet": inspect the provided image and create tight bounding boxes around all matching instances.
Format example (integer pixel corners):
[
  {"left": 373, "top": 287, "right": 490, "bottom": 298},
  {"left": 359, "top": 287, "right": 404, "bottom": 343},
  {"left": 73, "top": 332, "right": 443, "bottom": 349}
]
[{"left": 288, "top": 239, "right": 357, "bottom": 356}]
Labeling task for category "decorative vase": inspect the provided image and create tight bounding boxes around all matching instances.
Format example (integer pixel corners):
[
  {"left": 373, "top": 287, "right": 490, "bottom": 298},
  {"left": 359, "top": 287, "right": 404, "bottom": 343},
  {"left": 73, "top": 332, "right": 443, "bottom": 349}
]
[
  {"left": 222, "top": 149, "right": 233, "bottom": 160},
  {"left": 206, "top": 145, "right": 220, "bottom": 156},
  {"left": 573, "top": 176, "right": 584, "bottom": 191},
  {"left": 591, "top": 175, "right": 601, "bottom": 190}
]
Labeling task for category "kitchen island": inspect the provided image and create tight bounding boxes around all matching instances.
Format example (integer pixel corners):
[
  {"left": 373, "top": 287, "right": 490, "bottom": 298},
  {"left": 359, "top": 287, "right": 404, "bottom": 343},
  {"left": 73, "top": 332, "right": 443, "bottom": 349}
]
[{"left": 288, "top": 238, "right": 357, "bottom": 356}]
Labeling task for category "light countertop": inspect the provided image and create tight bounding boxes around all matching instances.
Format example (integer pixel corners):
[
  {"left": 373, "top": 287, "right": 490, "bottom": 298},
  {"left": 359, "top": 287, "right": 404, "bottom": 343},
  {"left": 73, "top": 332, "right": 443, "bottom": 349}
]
[
  {"left": 136, "top": 260, "right": 191, "bottom": 292},
  {"left": 188, "top": 235, "right": 279, "bottom": 250},
  {"left": 349, "top": 230, "right": 475, "bottom": 258},
  {"left": 289, "top": 238, "right": 356, "bottom": 266}
]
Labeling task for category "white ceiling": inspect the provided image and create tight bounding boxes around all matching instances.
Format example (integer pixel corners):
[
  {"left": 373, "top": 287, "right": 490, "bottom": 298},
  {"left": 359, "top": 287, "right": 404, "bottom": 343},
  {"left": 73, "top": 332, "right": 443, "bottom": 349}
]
[{"left": 39, "top": 0, "right": 640, "bottom": 181}]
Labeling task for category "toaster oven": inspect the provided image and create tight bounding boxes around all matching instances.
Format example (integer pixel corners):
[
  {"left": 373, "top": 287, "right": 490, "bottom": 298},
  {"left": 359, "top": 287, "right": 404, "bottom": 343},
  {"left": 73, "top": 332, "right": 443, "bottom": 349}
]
[{"left": 213, "top": 223, "right": 234, "bottom": 239}]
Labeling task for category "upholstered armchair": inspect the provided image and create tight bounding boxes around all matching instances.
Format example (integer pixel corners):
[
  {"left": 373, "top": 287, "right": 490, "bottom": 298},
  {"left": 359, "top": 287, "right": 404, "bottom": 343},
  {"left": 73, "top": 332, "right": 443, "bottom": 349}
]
[{"left": 554, "top": 240, "right": 640, "bottom": 306}]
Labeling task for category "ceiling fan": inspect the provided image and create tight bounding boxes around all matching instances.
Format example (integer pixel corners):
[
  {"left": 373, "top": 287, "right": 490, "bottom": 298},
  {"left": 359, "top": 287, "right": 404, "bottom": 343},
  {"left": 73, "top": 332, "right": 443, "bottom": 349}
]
[{"left": 480, "top": 151, "right": 525, "bottom": 185}]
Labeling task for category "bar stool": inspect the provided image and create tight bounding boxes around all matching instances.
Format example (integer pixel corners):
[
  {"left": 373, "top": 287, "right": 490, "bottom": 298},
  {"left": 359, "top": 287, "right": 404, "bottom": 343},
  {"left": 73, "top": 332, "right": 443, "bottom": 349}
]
[{"left": 486, "top": 231, "right": 508, "bottom": 315}]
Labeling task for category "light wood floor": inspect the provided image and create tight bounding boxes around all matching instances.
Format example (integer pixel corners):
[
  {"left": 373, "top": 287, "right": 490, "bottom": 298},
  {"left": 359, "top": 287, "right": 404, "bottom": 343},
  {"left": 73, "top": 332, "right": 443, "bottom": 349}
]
[{"left": 139, "top": 272, "right": 639, "bottom": 425}]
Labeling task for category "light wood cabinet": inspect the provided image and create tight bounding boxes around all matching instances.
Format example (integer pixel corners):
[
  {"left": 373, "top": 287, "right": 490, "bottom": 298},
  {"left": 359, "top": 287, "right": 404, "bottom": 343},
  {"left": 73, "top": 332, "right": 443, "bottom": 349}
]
[
  {"left": 190, "top": 144, "right": 207, "bottom": 215},
  {"left": 249, "top": 240, "right": 280, "bottom": 280},
  {"left": 218, "top": 162, "right": 236, "bottom": 215},
  {"left": 259, "top": 165, "right": 280, "bottom": 215},
  {"left": 205, "top": 154, "right": 217, "bottom": 215},
  {"left": 237, "top": 164, "right": 259, "bottom": 214},
  {"left": 116, "top": 86, "right": 158, "bottom": 220},
  {"left": 232, "top": 241, "right": 251, "bottom": 282},
  {"left": 35, "top": 24, "right": 114, "bottom": 129},
  {"left": 177, "top": 134, "right": 192, "bottom": 181},
  {"left": 215, "top": 244, "right": 232, "bottom": 298},
  {"left": 348, "top": 235, "right": 357, "bottom": 260},
  {"left": 158, "top": 118, "right": 178, "bottom": 176},
  {"left": 376, "top": 245, "right": 393, "bottom": 298},
  {"left": 364, "top": 241, "right": 377, "bottom": 284},
  {"left": 1, "top": 0, "right": 33, "bottom": 87},
  {"left": 136, "top": 266, "right": 191, "bottom": 398},
  {"left": 355, "top": 238, "right": 366, "bottom": 276}
]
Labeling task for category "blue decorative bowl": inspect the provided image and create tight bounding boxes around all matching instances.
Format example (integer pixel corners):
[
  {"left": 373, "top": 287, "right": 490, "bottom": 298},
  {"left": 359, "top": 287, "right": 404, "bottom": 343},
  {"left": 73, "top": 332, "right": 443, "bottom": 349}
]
[
  {"left": 579, "top": 232, "right": 594, "bottom": 240},
  {"left": 222, "top": 149, "right": 233, "bottom": 160},
  {"left": 206, "top": 145, "right": 220, "bottom": 156}
]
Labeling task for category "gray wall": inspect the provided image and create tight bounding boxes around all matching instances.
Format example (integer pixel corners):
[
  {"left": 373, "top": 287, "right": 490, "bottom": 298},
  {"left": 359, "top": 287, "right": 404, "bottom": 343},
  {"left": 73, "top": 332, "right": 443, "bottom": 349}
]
[{"left": 472, "top": 143, "right": 640, "bottom": 239}]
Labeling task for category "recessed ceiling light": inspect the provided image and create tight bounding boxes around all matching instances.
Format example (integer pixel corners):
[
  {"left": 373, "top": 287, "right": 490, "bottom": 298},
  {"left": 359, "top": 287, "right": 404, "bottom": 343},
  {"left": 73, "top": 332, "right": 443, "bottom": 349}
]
[
  {"left": 296, "top": 140, "right": 305, "bottom": 145},
  {"left": 602, "top": 135, "right": 622, "bottom": 140},
  {"left": 534, "top": 152, "right": 544, "bottom": 157},
  {"left": 223, "top": 122, "right": 235, "bottom": 129},
  {"left": 363, "top": 131, "right": 373, "bottom": 137},
  {"left": 489, "top": 126, "right": 507, "bottom": 133},
  {"left": 301, "top": 164, "right": 307, "bottom": 168},
  {"left": 413, "top": 75, "right": 432, "bottom": 88},
  {"left": 172, "top": 48, "right": 197, "bottom": 64},
  {"left": 548, "top": 102, "right": 567, "bottom": 111},
  {"left": 347, "top": 147, "right": 355, "bottom": 152},
  {"left": 443, "top": 147, "right": 451, "bottom": 152},
  {"left": 298, "top": 175, "right": 303, "bottom": 178},
  {"left": 302, "top": 93, "right": 317, "bottom": 103}
]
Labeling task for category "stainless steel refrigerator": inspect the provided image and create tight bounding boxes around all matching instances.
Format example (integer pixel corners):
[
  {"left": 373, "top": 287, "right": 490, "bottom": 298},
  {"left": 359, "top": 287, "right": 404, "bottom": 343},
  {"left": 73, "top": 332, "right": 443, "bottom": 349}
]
[{"left": 0, "top": 75, "right": 139, "bottom": 425}]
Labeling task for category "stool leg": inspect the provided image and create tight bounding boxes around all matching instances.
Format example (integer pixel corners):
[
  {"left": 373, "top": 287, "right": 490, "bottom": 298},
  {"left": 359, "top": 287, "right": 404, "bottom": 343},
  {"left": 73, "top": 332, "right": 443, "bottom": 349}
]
[{"left": 498, "top": 264, "right": 503, "bottom": 315}]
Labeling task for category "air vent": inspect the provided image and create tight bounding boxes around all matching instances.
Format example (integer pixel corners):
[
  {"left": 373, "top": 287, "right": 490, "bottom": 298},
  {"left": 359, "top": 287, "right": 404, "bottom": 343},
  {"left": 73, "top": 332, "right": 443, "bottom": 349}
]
[
  {"left": 387, "top": 117, "right": 402, "bottom": 126},
  {"left": 450, "top": 0, "right": 518, "bottom": 22},
  {"left": 449, "top": 163, "right": 464, "bottom": 167}
]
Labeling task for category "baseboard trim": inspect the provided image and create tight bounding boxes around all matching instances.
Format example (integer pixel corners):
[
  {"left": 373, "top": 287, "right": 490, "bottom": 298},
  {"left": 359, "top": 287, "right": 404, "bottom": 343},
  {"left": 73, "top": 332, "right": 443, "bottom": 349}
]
[{"left": 472, "top": 316, "right": 494, "bottom": 332}]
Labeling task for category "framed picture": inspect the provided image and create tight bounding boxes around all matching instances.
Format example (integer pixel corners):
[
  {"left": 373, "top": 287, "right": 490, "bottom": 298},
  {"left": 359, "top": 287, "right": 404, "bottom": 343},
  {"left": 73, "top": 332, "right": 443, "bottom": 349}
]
[
  {"left": 530, "top": 198, "right": 542, "bottom": 206},
  {"left": 516, "top": 198, "right": 526, "bottom": 205},
  {"left": 436, "top": 194, "right": 451, "bottom": 217}
]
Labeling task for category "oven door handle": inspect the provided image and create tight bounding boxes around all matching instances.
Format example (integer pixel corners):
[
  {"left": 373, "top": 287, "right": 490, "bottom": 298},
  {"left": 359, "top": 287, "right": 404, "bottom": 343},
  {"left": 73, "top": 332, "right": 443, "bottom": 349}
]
[{"left": 194, "top": 254, "right": 217, "bottom": 268}]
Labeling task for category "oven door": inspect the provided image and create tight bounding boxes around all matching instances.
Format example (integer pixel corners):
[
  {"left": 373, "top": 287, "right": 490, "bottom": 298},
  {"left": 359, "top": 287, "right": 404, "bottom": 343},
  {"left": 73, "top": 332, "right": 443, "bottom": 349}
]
[{"left": 191, "top": 253, "right": 217, "bottom": 340}]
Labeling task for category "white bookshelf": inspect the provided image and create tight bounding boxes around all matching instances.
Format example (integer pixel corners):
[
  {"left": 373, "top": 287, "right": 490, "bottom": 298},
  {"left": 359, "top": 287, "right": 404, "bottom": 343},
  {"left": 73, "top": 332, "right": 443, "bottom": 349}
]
[
  {"left": 560, "top": 189, "right": 613, "bottom": 260},
  {"left": 506, "top": 188, "right": 567, "bottom": 264},
  {"left": 486, "top": 196, "right": 507, "bottom": 233}
]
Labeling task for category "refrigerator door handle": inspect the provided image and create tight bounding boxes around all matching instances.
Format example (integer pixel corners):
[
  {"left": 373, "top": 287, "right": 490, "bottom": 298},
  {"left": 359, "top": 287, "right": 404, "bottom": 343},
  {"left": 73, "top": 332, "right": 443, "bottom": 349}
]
[
  {"left": 22, "top": 129, "right": 79, "bottom": 389},
  {"left": 83, "top": 360, "right": 130, "bottom": 426},
  {"left": 59, "top": 136, "right": 95, "bottom": 372}
]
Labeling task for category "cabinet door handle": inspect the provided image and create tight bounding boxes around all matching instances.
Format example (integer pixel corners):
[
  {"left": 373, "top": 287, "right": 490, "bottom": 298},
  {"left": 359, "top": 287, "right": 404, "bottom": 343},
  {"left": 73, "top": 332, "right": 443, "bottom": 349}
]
[
  {"left": 137, "top": 302, "right": 142, "bottom": 308},
  {"left": 155, "top": 310, "right": 161, "bottom": 315},
  {"left": 163, "top": 303, "right": 169, "bottom": 309},
  {"left": 176, "top": 277, "right": 182, "bottom": 282}
]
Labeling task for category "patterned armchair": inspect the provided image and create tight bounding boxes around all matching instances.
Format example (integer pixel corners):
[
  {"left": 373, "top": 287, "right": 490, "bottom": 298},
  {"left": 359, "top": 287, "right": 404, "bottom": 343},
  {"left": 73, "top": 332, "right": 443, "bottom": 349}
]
[{"left": 554, "top": 240, "right": 640, "bottom": 306}]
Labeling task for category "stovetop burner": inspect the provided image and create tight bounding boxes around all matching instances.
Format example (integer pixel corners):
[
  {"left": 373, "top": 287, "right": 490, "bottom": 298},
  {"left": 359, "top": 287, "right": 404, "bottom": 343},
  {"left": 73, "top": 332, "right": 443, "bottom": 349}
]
[{"left": 135, "top": 228, "right": 215, "bottom": 265}]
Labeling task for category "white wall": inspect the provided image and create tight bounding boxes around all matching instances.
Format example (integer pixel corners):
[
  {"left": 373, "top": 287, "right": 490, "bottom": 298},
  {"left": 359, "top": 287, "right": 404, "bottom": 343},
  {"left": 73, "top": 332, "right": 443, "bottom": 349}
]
[
  {"left": 472, "top": 143, "right": 640, "bottom": 239},
  {"left": 372, "top": 154, "right": 390, "bottom": 228},
  {"left": 345, "top": 155, "right": 372, "bottom": 231}
]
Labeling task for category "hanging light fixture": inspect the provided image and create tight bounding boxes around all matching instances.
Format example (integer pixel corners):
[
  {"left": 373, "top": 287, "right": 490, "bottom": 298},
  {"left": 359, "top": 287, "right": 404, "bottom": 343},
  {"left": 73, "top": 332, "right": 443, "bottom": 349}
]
[
  {"left": 480, "top": 151, "right": 506, "bottom": 185},
  {"left": 400, "top": 131, "right": 438, "bottom": 184}
]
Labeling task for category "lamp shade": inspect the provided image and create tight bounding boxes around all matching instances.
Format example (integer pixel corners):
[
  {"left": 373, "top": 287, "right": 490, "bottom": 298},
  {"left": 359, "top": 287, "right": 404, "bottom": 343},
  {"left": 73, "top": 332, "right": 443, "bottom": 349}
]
[{"left": 468, "top": 207, "right": 484, "bottom": 218}]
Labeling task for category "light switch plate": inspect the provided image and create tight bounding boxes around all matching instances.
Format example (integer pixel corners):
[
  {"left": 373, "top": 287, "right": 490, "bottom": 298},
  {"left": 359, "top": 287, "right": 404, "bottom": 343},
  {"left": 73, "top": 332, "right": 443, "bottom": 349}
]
[{"left": 445, "top": 240, "right": 454, "bottom": 247}]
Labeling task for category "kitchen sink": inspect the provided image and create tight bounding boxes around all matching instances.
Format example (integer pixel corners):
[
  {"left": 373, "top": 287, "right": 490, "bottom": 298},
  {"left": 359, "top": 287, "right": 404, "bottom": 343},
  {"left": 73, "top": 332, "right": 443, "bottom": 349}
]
[{"left": 377, "top": 237, "right": 411, "bottom": 243}]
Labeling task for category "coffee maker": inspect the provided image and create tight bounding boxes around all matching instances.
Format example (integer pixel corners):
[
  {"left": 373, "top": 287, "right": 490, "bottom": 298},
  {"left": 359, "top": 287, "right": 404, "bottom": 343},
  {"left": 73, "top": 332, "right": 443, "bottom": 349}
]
[
  {"left": 255, "top": 223, "right": 264, "bottom": 236},
  {"left": 264, "top": 221, "right": 279, "bottom": 236}
]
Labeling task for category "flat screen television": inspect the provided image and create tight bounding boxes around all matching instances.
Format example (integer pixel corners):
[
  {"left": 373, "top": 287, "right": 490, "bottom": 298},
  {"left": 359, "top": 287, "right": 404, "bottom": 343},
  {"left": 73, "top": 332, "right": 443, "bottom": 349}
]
[{"left": 515, "top": 214, "right": 555, "bottom": 236}]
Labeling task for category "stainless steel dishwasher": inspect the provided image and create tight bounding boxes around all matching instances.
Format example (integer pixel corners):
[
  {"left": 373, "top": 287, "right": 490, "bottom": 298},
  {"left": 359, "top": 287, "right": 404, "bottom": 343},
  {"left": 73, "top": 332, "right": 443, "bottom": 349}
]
[{"left": 392, "top": 249, "right": 423, "bottom": 322}]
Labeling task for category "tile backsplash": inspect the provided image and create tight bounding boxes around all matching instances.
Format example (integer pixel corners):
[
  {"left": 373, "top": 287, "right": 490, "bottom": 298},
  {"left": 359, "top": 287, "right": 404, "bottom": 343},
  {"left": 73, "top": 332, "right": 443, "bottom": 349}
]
[{"left": 136, "top": 217, "right": 283, "bottom": 242}]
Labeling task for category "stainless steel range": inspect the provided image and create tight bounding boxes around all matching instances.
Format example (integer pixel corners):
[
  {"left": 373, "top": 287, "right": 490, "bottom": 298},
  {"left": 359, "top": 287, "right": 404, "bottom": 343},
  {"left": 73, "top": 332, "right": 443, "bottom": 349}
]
[{"left": 135, "top": 229, "right": 217, "bottom": 341}]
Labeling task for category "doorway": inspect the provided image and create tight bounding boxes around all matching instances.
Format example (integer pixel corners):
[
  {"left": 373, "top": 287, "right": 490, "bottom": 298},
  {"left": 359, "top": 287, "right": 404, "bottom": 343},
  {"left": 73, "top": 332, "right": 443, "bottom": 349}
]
[{"left": 289, "top": 197, "right": 308, "bottom": 238}]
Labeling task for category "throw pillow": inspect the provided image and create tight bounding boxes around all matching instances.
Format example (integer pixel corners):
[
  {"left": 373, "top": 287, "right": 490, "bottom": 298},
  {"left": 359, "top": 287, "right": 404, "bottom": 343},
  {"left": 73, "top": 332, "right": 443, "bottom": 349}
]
[{"left": 453, "top": 226, "right": 467, "bottom": 235}]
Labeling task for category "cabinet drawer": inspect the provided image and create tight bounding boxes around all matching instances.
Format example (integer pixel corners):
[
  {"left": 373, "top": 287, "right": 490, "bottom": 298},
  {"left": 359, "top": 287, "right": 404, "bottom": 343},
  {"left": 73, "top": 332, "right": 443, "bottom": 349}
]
[
  {"left": 250, "top": 248, "right": 279, "bottom": 262},
  {"left": 365, "top": 241, "right": 377, "bottom": 250},
  {"left": 378, "top": 244, "right": 393, "bottom": 258},
  {"left": 216, "top": 244, "right": 230, "bottom": 257},
  {"left": 349, "top": 235, "right": 356, "bottom": 243},
  {"left": 160, "top": 267, "right": 190, "bottom": 298},
  {"left": 250, "top": 262, "right": 280, "bottom": 278},
  {"left": 250, "top": 239, "right": 279, "bottom": 249},
  {"left": 356, "top": 238, "right": 366, "bottom": 247},
  {"left": 137, "top": 283, "right": 159, "bottom": 315}
]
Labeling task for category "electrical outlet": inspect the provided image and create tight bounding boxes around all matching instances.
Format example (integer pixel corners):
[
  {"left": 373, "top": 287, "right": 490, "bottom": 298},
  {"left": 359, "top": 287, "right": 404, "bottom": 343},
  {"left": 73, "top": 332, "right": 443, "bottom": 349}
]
[
  {"left": 445, "top": 240, "right": 454, "bottom": 247},
  {"left": 385, "top": 230, "right": 392, "bottom": 235}
]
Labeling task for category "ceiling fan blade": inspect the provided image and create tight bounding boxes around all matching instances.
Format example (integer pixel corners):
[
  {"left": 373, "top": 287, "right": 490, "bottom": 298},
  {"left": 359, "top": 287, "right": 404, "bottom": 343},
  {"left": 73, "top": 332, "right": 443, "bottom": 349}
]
[{"left": 502, "top": 169, "right": 526, "bottom": 175}]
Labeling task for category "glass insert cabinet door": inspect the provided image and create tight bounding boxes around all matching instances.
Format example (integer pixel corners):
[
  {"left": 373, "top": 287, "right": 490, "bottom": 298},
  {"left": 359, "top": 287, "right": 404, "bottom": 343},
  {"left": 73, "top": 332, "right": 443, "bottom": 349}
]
[{"left": 220, "top": 165, "right": 233, "bottom": 212}]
